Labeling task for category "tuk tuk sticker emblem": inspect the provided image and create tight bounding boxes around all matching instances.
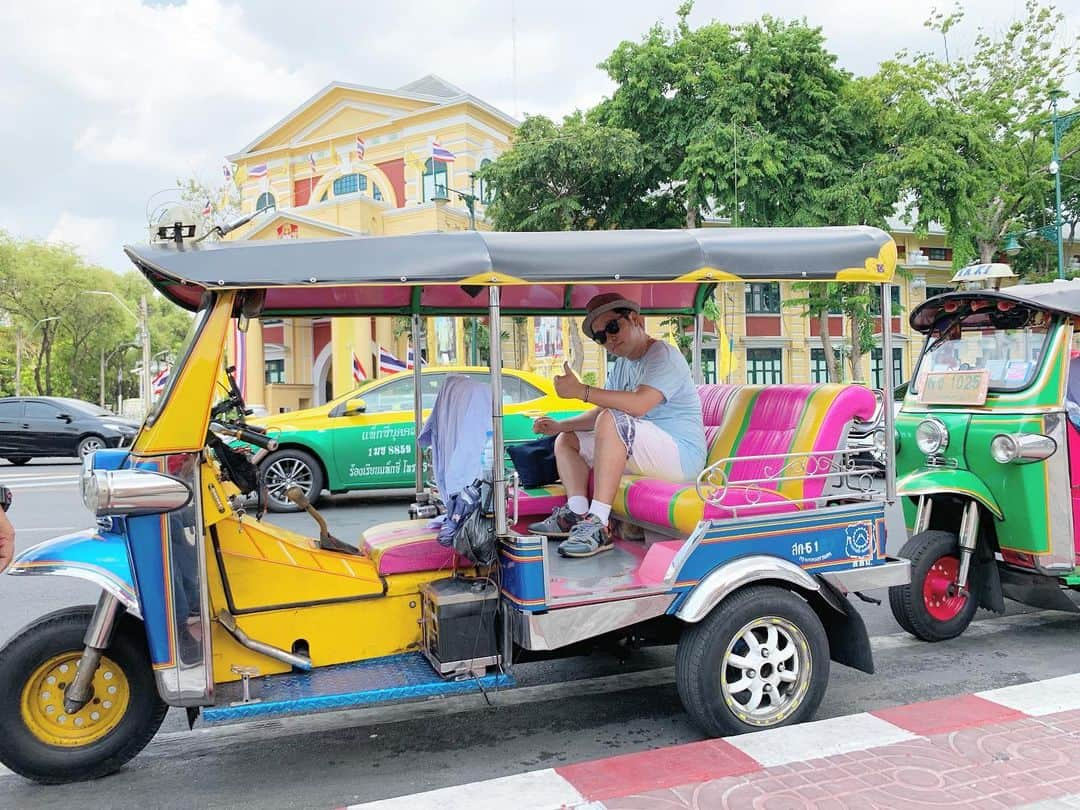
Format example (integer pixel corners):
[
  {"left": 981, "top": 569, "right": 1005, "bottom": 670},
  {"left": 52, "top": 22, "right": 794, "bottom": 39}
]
[{"left": 845, "top": 522, "right": 873, "bottom": 562}]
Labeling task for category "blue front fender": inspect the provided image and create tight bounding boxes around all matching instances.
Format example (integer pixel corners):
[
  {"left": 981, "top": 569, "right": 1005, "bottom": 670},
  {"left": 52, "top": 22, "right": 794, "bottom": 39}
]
[{"left": 7, "top": 529, "right": 141, "bottom": 618}]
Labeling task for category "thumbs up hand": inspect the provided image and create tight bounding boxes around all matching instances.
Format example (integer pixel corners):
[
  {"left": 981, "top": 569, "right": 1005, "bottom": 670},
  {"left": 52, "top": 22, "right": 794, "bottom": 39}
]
[{"left": 553, "top": 361, "right": 584, "bottom": 400}]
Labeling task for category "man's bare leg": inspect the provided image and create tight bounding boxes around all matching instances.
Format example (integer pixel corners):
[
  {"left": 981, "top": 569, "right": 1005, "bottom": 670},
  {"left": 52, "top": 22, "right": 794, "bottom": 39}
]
[
  {"left": 590, "top": 409, "right": 627, "bottom": 511},
  {"left": 554, "top": 430, "right": 590, "bottom": 504}
]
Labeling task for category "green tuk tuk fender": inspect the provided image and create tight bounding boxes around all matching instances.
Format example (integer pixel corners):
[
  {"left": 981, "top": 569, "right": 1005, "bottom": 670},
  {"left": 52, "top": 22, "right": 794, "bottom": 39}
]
[{"left": 897, "top": 469, "right": 1004, "bottom": 521}]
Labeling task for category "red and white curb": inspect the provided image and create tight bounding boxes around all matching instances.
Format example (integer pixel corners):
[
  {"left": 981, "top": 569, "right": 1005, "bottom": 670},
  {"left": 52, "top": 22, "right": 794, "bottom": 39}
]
[{"left": 344, "top": 672, "right": 1080, "bottom": 810}]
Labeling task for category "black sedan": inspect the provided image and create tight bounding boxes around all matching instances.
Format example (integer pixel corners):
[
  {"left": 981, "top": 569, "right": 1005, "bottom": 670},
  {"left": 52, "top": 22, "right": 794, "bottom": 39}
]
[{"left": 0, "top": 397, "right": 140, "bottom": 464}]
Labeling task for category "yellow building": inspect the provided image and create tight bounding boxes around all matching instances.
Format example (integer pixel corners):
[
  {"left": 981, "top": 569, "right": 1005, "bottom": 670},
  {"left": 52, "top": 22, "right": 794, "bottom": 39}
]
[
  {"left": 225, "top": 75, "right": 976, "bottom": 412},
  {"left": 224, "top": 75, "right": 516, "bottom": 413}
]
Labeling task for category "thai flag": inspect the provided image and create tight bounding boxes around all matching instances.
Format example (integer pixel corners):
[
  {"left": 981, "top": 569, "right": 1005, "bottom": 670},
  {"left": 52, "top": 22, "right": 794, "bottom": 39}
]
[
  {"left": 222, "top": 164, "right": 232, "bottom": 181},
  {"left": 378, "top": 345, "right": 407, "bottom": 375},
  {"left": 352, "top": 351, "right": 368, "bottom": 383},
  {"left": 201, "top": 199, "right": 212, "bottom": 216},
  {"left": 355, "top": 135, "right": 366, "bottom": 160},
  {"left": 431, "top": 140, "right": 455, "bottom": 163},
  {"left": 308, "top": 152, "right": 317, "bottom": 173},
  {"left": 248, "top": 163, "right": 268, "bottom": 179},
  {"left": 151, "top": 366, "right": 170, "bottom": 398},
  {"left": 406, "top": 346, "right": 425, "bottom": 369}
]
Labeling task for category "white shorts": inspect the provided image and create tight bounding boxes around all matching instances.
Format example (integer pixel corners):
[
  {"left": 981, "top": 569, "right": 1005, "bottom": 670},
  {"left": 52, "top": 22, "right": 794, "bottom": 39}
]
[{"left": 575, "top": 414, "right": 684, "bottom": 482}]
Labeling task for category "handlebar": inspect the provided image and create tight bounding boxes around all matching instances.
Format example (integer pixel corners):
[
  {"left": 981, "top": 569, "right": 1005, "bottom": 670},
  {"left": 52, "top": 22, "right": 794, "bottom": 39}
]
[{"left": 211, "top": 421, "right": 279, "bottom": 451}]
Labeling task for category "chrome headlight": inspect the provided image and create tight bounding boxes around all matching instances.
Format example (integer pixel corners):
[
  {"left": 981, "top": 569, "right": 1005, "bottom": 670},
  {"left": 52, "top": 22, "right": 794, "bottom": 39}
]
[
  {"left": 915, "top": 418, "right": 949, "bottom": 455},
  {"left": 82, "top": 469, "right": 191, "bottom": 517},
  {"left": 990, "top": 433, "right": 1056, "bottom": 464}
]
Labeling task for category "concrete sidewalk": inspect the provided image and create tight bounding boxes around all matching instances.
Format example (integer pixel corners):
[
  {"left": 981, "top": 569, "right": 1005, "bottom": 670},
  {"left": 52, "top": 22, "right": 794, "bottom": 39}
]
[{"left": 347, "top": 673, "right": 1080, "bottom": 809}]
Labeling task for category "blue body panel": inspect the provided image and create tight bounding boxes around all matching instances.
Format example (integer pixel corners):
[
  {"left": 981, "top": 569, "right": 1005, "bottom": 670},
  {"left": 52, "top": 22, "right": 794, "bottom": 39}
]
[
  {"left": 10, "top": 529, "right": 138, "bottom": 610},
  {"left": 667, "top": 503, "right": 888, "bottom": 613},
  {"left": 498, "top": 535, "right": 546, "bottom": 610},
  {"left": 202, "top": 652, "right": 514, "bottom": 725}
]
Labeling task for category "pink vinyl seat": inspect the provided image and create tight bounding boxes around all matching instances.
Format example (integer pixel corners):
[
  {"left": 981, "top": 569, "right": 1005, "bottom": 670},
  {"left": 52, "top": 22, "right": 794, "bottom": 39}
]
[
  {"left": 359, "top": 520, "right": 473, "bottom": 576},
  {"left": 515, "top": 383, "right": 876, "bottom": 538}
]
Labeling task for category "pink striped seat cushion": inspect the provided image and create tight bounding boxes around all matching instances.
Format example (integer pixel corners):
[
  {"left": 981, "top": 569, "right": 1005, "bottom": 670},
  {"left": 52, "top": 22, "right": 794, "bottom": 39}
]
[{"left": 360, "top": 520, "right": 472, "bottom": 575}]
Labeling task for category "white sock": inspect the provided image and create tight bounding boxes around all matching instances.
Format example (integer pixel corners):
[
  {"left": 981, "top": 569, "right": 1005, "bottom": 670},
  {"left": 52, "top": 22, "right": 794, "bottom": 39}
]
[
  {"left": 567, "top": 496, "right": 589, "bottom": 516},
  {"left": 589, "top": 500, "right": 611, "bottom": 525}
]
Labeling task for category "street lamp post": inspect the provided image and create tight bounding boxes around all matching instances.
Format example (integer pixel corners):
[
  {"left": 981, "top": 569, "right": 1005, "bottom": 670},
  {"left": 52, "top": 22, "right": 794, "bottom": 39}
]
[
  {"left": 1050, "top": 90, "right": 1079, "bottom": 281},
  {"left": 15, "top": 317, "right": 61, "bottom": 397},
  {"left": 87, "top": 291, "right": 152, "bottom": 415}
]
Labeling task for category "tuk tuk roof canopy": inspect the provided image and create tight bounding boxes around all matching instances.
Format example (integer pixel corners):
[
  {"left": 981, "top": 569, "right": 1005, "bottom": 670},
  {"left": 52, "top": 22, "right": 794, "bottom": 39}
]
[
  {"left": 124, "top": 226, "right": 896, "bottom": 317},
  {"left": 911, "top": 279, "right": 1080, "bottom": 333}
]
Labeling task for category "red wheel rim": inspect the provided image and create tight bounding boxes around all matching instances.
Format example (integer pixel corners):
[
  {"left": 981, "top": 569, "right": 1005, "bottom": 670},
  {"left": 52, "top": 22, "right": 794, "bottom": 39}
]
[{"left": 923, "top": 555, "right": 967, "bottom": 621}]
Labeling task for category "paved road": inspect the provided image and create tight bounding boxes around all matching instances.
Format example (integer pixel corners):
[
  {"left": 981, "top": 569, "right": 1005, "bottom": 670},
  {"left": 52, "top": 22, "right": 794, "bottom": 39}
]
[{"left": 0, "top": 459, "right": 1065, "bottom": 810}]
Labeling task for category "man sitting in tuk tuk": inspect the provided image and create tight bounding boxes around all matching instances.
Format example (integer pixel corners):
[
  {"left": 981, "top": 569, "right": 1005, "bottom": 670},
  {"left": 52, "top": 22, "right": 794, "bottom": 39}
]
[{"left": 529, "top": 293, "right": 706, "bottom": 557}]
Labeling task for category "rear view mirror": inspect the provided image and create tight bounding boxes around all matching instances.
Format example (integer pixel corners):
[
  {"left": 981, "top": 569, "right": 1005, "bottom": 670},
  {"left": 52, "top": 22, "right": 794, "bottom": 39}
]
[{"left": 343, "top": 398, "right": 367, "bottom": 416}]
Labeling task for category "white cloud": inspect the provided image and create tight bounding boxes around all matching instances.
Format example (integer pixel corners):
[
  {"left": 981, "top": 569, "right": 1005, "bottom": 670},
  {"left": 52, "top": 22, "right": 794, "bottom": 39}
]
[{"left": 46, "top": 212, "right": 120, "bottom": 269}]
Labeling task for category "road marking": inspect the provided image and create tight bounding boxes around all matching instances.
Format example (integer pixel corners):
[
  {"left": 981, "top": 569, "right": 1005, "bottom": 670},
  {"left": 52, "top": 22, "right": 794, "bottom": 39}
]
[
  {"left": 727, "top": 712, "right": 917, "bottom": 767},
  {"left": 346, "top": 769, "right": 586, "bottom": 810},
  {"left": 978, "top": 673, "right": 1080, "bottom": 716},
  {"left": 5, "top": 480, "right": 80, "bottom": 490}
]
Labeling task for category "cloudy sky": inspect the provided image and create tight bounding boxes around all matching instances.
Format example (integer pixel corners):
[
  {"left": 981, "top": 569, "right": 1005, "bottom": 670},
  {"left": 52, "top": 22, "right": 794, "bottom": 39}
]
[{"left": 1, "top": 0, "right": 1077, "bottom": 273}]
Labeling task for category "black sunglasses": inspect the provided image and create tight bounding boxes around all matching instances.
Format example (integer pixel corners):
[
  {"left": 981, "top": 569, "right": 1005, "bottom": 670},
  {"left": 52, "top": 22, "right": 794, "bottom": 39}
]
[{"left": 591, "top": 313, "right": 630, "bottom": 345}]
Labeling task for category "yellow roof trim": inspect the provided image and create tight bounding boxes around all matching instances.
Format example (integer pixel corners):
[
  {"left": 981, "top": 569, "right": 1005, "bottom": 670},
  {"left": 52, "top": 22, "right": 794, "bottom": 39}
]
[
  {"left": 834, "top": 240, "right": 897, "bottom": 282},
  {"left": 457, "top": 271, "right": 526, "bottom": 285},
  {"left": 674, "top": 268, "right": 741, "bottom": 283}
]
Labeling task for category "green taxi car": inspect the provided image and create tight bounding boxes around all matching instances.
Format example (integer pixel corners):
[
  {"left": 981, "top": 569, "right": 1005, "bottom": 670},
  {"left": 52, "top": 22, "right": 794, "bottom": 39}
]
[{"left": 249, "top": 366, "right": 580, "bottom": 511}]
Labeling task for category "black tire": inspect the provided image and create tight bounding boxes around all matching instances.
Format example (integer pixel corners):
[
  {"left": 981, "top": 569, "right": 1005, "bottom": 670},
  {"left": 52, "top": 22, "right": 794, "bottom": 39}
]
[
  {"left": 676, "top": 585, "right": 829, "bottom": 737},
  {"left": 0, "top": 606, "right": 167, "bottom": 784},
  {"left": 77, "top": 435, "right": 106, "bottom": 459},
  {"left": 889, "top": 530, "right": 978, "bottom": 642},
  {"left": 6, "top": 457, "right": 31, "bottom": 466},
  {"left": 260, "top": 448, "right": 324, "bottom": 512}
]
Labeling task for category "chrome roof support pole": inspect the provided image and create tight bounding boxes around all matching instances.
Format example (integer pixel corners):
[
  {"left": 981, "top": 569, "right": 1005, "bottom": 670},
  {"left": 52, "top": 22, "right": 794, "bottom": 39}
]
[
  {"left": 880, "top": 283, "right": 896, "bottom": 505},
  {"left": 488, "top": 284, "right": 508, "bottom": 535},
  {"left": 412, "top": 312, "right": 424, "bottom": 496}
]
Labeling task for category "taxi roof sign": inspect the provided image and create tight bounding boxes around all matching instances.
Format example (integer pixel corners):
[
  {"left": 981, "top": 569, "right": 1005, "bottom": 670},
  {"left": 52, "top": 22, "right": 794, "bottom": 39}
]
[{"left": 951, "top": 263, "right": 1018, "bottom": 283}]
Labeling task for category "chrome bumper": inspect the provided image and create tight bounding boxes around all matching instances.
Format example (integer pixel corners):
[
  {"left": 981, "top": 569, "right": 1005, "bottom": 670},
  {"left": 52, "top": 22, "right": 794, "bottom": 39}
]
[{"left": 818, "top": 557, "right": 910, "bottom": 594}]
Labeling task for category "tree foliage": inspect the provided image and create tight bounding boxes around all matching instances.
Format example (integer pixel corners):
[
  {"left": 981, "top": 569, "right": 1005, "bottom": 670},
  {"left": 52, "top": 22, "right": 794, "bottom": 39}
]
[
  {"left": 866, "top": 0, "right": 1078, "bottom": 265},
  {"left": 0, "top": 231, "right": 192, "bottom": 403}
]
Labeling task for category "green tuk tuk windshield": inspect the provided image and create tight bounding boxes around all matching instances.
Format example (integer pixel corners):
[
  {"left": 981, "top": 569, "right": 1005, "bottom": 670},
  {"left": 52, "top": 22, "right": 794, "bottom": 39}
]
[{"left": 910, "top": 300, "right": 1053, "bottom": 395}]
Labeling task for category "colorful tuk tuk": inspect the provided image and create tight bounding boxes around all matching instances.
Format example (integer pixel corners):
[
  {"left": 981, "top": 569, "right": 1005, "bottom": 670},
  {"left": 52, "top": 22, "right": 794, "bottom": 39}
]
[
  {"left": 890, "top": 280, "right": 1080, "bottom": 641},
  {"left": 0, "top": 226, "right": 908, "bottom": 784}
]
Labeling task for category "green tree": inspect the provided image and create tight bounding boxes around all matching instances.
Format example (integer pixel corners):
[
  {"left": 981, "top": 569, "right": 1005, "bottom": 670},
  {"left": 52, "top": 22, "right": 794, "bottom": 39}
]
[
  {"left": 476, "top": 112, "right": 680, "bottom": 232},
  {"left": 866, "top": 1, "right": 1077, "bottom": 266},
  {"left": 595, "top": 4, "right": 894, "bottom": 229}
]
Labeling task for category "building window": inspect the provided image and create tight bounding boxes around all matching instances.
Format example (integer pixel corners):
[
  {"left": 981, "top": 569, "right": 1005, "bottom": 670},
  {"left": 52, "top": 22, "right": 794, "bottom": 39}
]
[
  {"left": 925, "top": 285, "right": 951, "bottom": 299},
  {"left": 745, "top": 282, "right": 780, "bottom": 314},
  {"left": 746, "top": 348, "right": 782, "bottom": 384},
  {"left": 265, "top": 359, "right": 285, "bottom": 385},
  {"left": 925, "top": 247, "right": 952, "bottom": 262},
  {"left": 333, "top": 173, "right": 368, "bottom": 196},
  {"left": 811, "top": 348, "right": 842, "bottom": 383},
  {"left": 422, "top": 158, "right": 449, "bottom": 203},
  {"left": 477, "top": 158, "right": 493, "bottom": 204},
  {"left": 372, "top": 183, "right": 383, "bottom": 202},
  {"left": 868, "top": 286, "right": 902, "bottom": 315},
  {"left": 871, "top": 347, "right": 904, "bottom": 389},
  {"left": 895, "top": 244, "right": 906, "bottom": 258},
  {"left": 255, "top": 192, "right": 275, "bottom": 212}
]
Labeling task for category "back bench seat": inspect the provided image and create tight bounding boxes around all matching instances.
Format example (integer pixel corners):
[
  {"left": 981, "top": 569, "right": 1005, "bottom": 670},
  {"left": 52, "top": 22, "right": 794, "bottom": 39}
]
[{"left": 516, "top": 383, "right": 876, "bottom": 538}]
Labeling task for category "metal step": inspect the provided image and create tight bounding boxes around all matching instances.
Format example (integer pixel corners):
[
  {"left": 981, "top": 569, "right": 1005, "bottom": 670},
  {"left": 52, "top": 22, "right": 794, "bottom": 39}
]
[{"left": 201, "top": 652, "right": 513, "bottom": 725}]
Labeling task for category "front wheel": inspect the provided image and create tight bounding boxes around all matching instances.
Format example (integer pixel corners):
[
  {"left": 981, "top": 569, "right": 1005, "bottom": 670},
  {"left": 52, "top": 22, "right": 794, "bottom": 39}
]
[
  {"left": 0, "top": 606, "right": 168, "bottom": 784},
  {"left": 889, "top": 530, "right": 979, "bottom": 642},
  {"left": 77, "top": 435, "right": 106, "bottom": 459},
  {"left": 260, "top": 448, "right": 324, "bottom": 512},
  {"left": 676, "top": 585, "right": 829, "bottom": 737}
]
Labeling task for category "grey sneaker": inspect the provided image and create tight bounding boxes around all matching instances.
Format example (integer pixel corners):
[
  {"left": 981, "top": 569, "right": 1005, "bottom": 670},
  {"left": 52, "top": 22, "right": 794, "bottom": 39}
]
[
  {"left": 557, "top": 515, "right": 613, "bottom": 558},
  {"left": 528, "top": 504, "right": 585, "bottom": 537}
]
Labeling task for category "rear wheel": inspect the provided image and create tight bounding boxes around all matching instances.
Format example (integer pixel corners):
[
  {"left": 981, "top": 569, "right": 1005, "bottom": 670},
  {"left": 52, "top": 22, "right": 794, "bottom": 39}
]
[
  {"left": 889, "top": 530, "right": 979, "bottom": 642},
  {"left": 77, "top": 436, "right": 106, "bottom": 459},
  {"left": 6, "top": 457, "right": 30, "bottom": 466},
  {"left": 676, "top": 585, "right": 829, "bottom": 737},
  {"left": 0, "top": 606, "right": 167, "bottom": 784},
  {"left": 261, "top": 448, "right": 324, "bottom": 512}
]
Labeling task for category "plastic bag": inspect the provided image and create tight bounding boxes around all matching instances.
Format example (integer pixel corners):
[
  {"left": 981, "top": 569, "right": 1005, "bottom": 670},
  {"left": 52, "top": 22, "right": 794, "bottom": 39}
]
[{"left": 453, "top": 478, "right": 496, "bottom": 566}]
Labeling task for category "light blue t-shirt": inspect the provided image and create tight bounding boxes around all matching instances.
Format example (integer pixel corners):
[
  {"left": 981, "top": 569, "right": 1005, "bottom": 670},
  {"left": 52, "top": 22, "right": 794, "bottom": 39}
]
[{"left": 608, "top": 340, "right": 706, "bottom": 479}]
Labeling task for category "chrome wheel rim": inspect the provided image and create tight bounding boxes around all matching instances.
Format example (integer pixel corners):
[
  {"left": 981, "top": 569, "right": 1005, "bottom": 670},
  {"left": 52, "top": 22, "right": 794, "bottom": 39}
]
[
  {"left": 79, "top": 438, "right": 104, "bottom": 457},
  {"left": 264, "top": 457, "right": 314, "bottom": 505},
  {"left": 720, "top": 616, "right": 812, "bottom": 727}
]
